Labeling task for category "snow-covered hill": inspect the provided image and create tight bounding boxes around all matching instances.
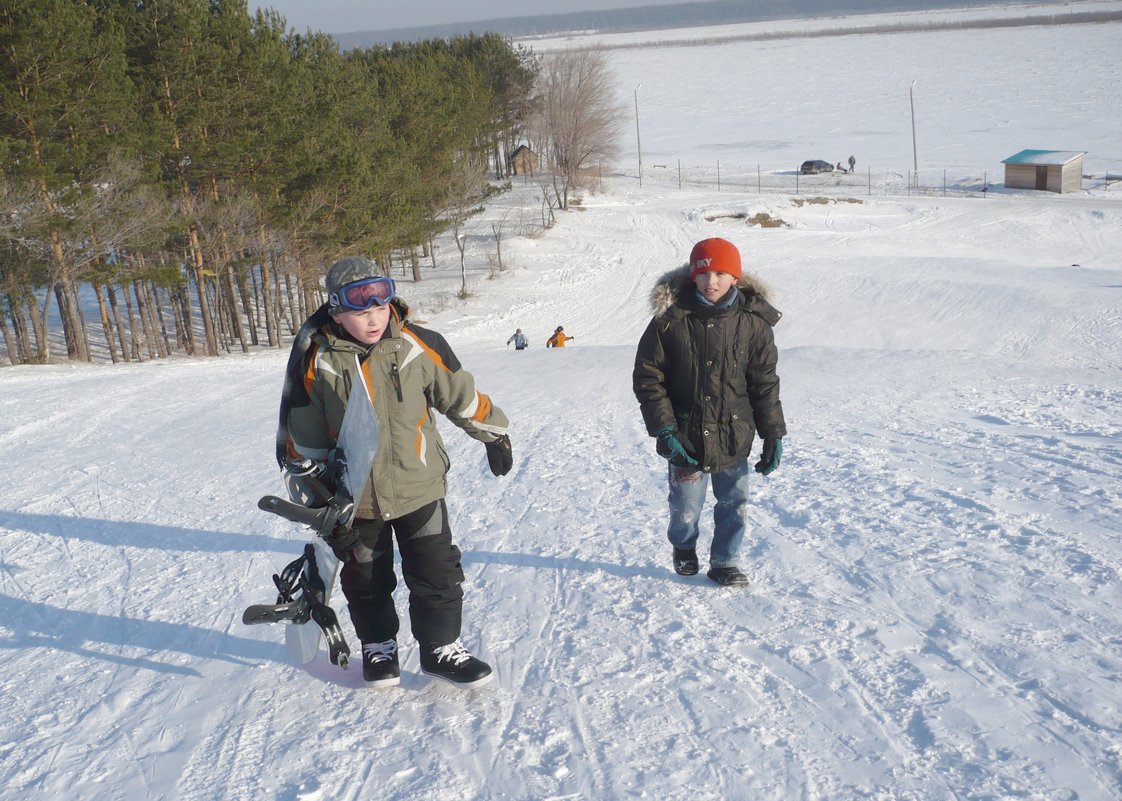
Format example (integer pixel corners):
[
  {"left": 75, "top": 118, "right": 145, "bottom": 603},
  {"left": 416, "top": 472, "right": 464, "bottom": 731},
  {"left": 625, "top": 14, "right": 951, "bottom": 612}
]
[{"left": 2, "top": 8, "right": 1121, "bottom": 801}]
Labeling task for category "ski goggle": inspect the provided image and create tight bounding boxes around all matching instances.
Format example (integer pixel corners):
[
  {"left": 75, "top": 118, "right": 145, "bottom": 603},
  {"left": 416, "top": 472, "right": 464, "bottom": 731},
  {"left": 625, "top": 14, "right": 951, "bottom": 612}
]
[{"left": 330, "top": 276, "right": 396, "bottom": 311}]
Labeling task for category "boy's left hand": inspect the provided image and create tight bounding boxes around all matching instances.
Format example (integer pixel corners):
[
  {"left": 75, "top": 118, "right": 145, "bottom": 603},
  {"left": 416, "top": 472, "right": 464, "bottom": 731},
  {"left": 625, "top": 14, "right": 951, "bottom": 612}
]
[
  {"left": 755, "top": 438, "right": 782, "bottom": 475},
  {"left": 485, "top": 435, "right": 513, "bottom": 476}
]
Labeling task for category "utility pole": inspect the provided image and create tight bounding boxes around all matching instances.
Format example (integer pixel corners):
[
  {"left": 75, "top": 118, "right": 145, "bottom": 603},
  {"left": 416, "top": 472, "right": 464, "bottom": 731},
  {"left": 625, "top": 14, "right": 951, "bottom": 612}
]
[
  {"left": 634, "top": 84, "right": 643, "bottom": 186},
  {"left": 910, "top": 80, "right": 918, "bottom": 188}
]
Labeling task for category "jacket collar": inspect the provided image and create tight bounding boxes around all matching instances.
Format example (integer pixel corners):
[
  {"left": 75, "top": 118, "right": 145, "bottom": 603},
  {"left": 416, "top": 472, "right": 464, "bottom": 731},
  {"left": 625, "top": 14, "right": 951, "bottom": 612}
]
[{"left": 649, "top": 264, "right": 782, "bottom": 326}]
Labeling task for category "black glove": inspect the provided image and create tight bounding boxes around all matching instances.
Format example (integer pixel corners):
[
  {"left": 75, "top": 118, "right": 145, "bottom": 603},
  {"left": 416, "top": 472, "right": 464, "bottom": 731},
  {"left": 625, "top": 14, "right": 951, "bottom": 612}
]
[
  {"left": 485, "top": 434, "right": 513, "bottom": 476},
  {"left": 754, "top": 438, "right": 782, "bottom": 475},
  {"left": 321, "top": 522, "right": 360, "bottom": 560}
]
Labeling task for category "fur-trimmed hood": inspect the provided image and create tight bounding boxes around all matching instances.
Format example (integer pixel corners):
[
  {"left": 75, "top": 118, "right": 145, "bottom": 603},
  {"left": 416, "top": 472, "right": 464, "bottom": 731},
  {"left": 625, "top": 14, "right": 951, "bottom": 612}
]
[{"left": 648, "top": 264, "right": 781, "bottom": 325}]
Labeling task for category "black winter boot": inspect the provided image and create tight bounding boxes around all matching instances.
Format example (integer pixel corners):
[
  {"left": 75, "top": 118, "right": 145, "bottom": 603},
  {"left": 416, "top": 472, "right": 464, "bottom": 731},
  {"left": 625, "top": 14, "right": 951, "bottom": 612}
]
[
  {"left": 419, "top": 640, "right": 493, "bottom": 688},
  {"left": 706, "top": 566, "right": 749, "bottom": 587},
  {"left": 361, "top": 639, "right": 401, "bottom": 687},
  {"left": 672, "top": 548, "right": 699, "bottom": 576}
]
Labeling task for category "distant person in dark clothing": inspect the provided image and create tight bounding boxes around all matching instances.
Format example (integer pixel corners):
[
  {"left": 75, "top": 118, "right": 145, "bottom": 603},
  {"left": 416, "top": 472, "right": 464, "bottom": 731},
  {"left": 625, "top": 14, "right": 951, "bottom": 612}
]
[{"left": 848, "top": 155, "right": 856, "bottom": 172}]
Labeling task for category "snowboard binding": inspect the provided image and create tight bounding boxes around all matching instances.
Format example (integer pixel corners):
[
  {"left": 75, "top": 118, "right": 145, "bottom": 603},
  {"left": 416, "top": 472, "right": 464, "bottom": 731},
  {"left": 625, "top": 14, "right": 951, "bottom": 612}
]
[
  {"left": 242, "top": 542, "right": 350, "bottom": 668},
  {"left": 242, "top": 457, "right": 356, "bottom": 669}
]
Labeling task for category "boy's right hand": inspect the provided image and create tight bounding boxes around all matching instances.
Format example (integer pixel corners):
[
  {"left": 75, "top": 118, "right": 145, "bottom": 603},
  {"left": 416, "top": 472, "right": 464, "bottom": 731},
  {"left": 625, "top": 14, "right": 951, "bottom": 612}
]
[
  {"left": 322, "top": 523, "right": 359, "bottom": 560},
  {"left": 656, "top": 427, "right": 698, "bottom": 466}
]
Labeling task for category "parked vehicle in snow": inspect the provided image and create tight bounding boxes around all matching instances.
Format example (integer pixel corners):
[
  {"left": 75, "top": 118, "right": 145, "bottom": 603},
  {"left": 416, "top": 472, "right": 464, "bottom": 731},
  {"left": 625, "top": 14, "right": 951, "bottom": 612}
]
[{"left": 799, "top": 159, "right": 834, "bottom": 174}]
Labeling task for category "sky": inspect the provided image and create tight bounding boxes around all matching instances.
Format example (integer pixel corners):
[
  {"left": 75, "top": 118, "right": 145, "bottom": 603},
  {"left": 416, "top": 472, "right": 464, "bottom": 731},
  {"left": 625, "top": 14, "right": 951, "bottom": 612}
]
[{"left": 249, "top": 0, "right": 687, "bottom": 33}]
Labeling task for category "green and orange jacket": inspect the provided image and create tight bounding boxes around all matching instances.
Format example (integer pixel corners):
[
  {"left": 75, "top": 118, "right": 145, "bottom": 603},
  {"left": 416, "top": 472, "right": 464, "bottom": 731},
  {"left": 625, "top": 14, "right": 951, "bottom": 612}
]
[{"left": 283, "top": 299, "right": 508, "bottom": 521}]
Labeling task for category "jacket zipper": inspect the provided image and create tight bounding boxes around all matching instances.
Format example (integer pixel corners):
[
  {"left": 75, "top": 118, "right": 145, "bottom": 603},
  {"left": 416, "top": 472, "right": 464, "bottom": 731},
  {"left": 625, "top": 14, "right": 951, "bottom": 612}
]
[{"left": 390, "top": 361, "right": 403, "bottom": 402}]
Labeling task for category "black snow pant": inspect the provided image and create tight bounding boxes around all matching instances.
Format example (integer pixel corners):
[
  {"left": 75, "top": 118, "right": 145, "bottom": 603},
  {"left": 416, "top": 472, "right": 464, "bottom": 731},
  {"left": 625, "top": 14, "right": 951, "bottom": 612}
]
[{"left": 339, "top": 499, "right": 464, "bottom": 648}]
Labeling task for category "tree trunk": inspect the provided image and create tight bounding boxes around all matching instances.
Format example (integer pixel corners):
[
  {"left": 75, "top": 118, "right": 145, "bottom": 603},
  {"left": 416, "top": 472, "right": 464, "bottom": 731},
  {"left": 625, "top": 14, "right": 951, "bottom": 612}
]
[
  {"left": 297, "top": 255, "right": 318, "bottom": 319},
  {"left": 188, "top": 225, "right": 218, "bottom": 356},
  {"left": 107, "top": 283, "right": 131, "bottom": 362},
  {"left": 92, "top": 282, "right": 120, "bottom": 364},
  {"left": 282, "top": 253, "right": 298, "bottom": 337},
  {"left": 0, "top": 306, "right": 20, "bottom": 365},
  {"left": 255, "top": 222, "right": 278, "bottom": 347},
  {"left": 52, "top": 284, "right": 71, "bottom": 361},
  {"left": 8, "top": 303, "right": 30, "bottom": 364},
  {"left": 148, "top": 281, "right": 172, "bottom": 357},
  {"left": 49, "top": 232, "right": 90, "bottom": 362},
  {"left": 175, "top": 261, "right": 196, "bottom": 355},
  {"left": 71, "top": 275, "right": 91, "bottom": 361},
  {"left": 234, "top": 264, "right": 257, "bottom": 347},
  {"left": 172, "top": 283, "right": 191, "bottom": 353},
  {"left": 122, "top": 281, "right": 142, "bottom": 360},
  {"left": 216, "top": 226, "right": 250, "bottom": 353},
  {"left": 208, "top": 278, "right": 228, "bottom": 353},
  {"left": 492, "top": 222, "right": 504, "bottom": 271},
  {"left": 453, "top": 223, "right": 468, "bottom": 298},
  {"left": 29, "top": 292, "right": 49, "bottom": 363},
  {"left": 132, "top": 279, "right": 157, "bottom": 360},
  {"left": 410, "top": 248, "right": 422, "bottom": 282},
  {"left": 272, "top": 254, "right": 288, "bottom": 341}
]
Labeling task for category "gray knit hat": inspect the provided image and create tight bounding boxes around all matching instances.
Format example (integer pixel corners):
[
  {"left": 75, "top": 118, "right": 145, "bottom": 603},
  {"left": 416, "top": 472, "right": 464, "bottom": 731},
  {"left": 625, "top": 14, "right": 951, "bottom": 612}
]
[{"left": 325, "top": 256, "right": 379, "bottom": 309}]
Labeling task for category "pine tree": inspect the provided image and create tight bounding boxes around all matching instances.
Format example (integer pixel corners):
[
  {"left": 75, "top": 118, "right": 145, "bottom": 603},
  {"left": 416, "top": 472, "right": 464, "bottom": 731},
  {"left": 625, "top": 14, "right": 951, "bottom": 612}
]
[{"left": 0, "top": 0, "right": 134, "bottom": 362}]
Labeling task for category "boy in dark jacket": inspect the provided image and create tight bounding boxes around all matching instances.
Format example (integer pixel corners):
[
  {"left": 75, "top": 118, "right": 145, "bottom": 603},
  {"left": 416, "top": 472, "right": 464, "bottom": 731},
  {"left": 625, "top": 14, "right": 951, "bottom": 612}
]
[
  {"left": 632, "top": 238, "right": 785, "bottom": 586},
  {"left": 278, "top": 257, "right": 513, "bottom": 687}
]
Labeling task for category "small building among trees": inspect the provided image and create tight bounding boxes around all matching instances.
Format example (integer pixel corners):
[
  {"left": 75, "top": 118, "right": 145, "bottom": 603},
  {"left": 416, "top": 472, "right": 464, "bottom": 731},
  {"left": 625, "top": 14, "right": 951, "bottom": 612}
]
[
  {"left": 508, "top": 144, "right": 539, "bottom": 176},
  {"left": 1001, "top": 150, "right": 1086, "bottom": 193}
]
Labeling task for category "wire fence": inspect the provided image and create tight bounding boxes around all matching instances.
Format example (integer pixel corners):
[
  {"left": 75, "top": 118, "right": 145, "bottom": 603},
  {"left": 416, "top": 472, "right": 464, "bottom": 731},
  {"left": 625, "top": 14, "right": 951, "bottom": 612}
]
[{"left": 603, "top": 160, "right": 1122, "bottom": 199}]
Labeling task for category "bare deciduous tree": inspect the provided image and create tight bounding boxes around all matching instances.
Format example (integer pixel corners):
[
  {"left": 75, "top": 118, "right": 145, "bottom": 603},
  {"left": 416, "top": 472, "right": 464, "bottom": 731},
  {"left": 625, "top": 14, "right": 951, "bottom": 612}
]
[
  {"left": 532, "top": 49, "right": 623, "bottom": 210},
  {"left": 436, "top": 158, "right": 489, "bottom": 298}
]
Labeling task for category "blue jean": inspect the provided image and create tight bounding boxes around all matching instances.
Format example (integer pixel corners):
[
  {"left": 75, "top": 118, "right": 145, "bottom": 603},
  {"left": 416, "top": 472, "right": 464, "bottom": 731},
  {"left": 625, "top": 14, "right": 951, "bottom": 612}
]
[{"left": 666, "top": 458, "right": 752, "bottom": 568}]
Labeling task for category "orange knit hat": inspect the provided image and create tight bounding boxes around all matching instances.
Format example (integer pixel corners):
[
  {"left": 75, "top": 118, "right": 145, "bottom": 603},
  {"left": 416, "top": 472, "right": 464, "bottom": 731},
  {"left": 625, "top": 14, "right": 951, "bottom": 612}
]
[{"left": 689, "top": 238, "right": 742, "bottom": 280}]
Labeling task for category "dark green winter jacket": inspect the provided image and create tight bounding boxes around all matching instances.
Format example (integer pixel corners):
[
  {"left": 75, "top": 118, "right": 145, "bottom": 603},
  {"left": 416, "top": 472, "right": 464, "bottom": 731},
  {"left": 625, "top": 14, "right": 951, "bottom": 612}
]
[{"left": 633, "top": 266, "right": 786, "bottom": 472}]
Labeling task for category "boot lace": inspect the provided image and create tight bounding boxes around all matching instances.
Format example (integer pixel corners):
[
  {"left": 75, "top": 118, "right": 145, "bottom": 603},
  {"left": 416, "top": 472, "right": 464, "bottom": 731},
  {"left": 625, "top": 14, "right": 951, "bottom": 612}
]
[
  {"left": 431, "top": 641, "right": 472, "bottom": 666},
  {"left": 362, "top": 640, "right": 397, "bottom": 663}
]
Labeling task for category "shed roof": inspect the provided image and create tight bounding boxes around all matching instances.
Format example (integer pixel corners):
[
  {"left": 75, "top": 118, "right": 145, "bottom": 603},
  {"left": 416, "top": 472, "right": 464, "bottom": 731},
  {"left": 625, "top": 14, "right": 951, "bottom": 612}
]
[{"left": 1002, "top": 149, "right": 1086, "bottom": 166}]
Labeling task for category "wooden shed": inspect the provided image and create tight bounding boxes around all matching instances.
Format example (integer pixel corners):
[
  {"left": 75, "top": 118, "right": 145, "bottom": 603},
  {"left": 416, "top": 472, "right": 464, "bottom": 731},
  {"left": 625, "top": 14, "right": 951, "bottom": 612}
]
[
  {"left": 508, "top": 144, "right": 538, "bottom": 176},
  {"left": 1001, "top": 150, "right": 1085, "bottom": 193}
]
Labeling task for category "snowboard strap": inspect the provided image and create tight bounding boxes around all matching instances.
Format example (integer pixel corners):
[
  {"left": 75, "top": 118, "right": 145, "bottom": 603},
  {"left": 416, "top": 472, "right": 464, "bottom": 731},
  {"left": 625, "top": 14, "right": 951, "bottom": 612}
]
[
  {"left": 244, "top": 457, "right": 357, "bottom": 670},
  {"left": 246, "top": 543, "right": 351, "bottom": 669}
]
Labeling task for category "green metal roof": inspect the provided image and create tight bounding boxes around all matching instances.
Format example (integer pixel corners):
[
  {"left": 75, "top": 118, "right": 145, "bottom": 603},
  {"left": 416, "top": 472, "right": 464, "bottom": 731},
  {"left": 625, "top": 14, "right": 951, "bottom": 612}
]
[{"left": 1002, "top": 149, "right": 1086, "bottom": 166}]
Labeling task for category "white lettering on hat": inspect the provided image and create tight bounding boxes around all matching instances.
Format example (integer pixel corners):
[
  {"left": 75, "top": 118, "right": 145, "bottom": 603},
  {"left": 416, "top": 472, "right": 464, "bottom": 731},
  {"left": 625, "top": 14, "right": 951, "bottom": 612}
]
[{"left": 694, "top": 258, "right": 713, "bottom": 268}]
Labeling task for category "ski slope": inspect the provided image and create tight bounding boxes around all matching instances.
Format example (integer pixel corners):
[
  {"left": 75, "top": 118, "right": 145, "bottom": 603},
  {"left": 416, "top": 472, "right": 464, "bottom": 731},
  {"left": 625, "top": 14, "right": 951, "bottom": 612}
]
[{"left": 2, "top": 7, "right": 1122, "bottom": 801}]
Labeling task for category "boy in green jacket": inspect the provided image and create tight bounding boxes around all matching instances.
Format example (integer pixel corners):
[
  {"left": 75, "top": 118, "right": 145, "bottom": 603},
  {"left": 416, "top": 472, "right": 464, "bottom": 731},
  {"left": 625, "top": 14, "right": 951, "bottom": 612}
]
[{"left": 278, "top": 257, "right": 512, "bottom": 688}]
